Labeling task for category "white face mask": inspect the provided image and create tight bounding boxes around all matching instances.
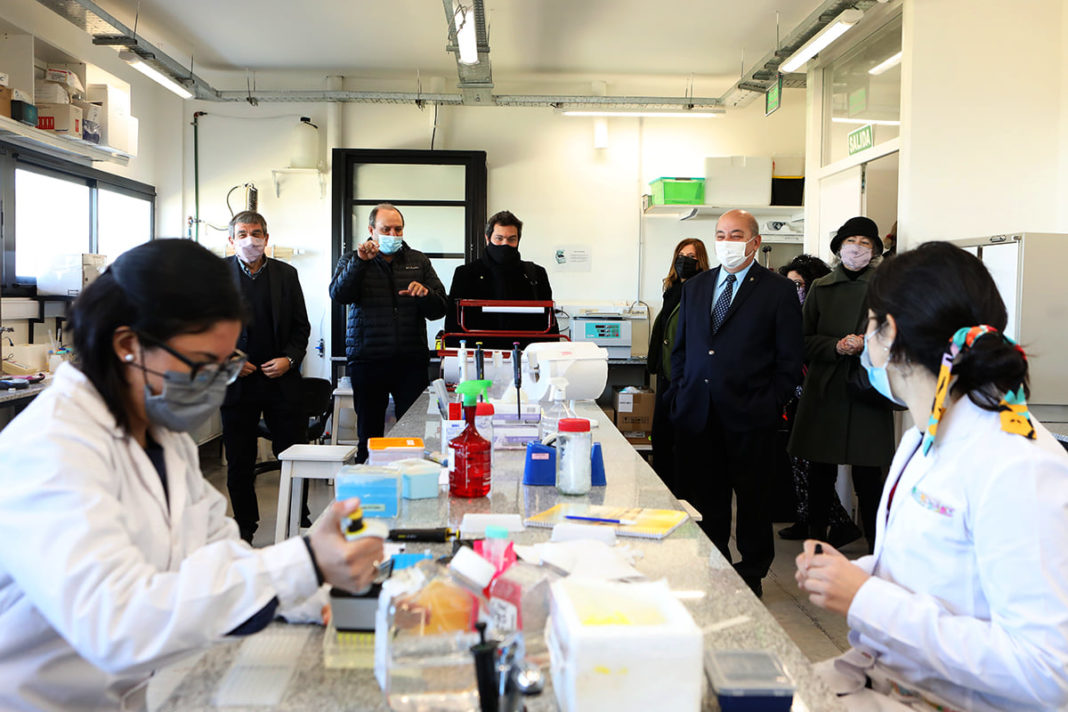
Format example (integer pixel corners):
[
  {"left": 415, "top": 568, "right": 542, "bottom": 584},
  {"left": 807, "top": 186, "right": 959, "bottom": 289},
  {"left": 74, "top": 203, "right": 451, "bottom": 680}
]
[
  {"left": 840, "top": 243, "right": 873, "bottom": 271},
  {"left": 235, "top": 236, "right": 266, "bottom": 264},
  {"left": 715, "top": 238, "right": 754, "bottom": 271}
]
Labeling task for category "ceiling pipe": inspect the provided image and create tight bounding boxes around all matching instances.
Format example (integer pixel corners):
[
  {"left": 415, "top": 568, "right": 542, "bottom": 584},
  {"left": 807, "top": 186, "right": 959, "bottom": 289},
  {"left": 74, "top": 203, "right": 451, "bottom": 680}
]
[
  {"left": 36, "top": 0, "right": 219, "bottom": 99},
  {"left": 441, "top": 0, "right": 494, "bottom": 105},
  {"left": 38, "top": 0, "right": 860, "bottom": 112},
  {"left": 716, "top": 0, "right": 875, "bottom": 108}
]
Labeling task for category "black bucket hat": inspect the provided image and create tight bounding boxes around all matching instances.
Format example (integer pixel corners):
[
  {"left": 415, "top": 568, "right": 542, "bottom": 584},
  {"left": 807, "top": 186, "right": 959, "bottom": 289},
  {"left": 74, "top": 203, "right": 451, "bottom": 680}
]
[{"left": 830, "top": 216, "right": 883, "bottom": 255}]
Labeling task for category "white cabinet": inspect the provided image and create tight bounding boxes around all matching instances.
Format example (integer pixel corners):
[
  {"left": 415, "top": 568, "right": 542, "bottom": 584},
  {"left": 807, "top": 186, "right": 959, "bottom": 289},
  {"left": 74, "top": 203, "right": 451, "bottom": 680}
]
[{"left": 951, "top": 233, "right": 1068, "bottom": 417}]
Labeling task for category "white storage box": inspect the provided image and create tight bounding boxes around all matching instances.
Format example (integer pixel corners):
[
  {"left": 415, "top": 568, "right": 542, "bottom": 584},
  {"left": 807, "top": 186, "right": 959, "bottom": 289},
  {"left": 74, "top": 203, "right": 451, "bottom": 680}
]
[
  {"left": 36, "top": 253, "right": 106, "bottom": 297},
  {"left": 547, "top": 578, "right": 703, "bottom": 712},
  {"left": 704, "top": 156, "right": 773, "bottom": 206},
  {"left": 87, "top": 83, "right": 130, "bottom": 148},
  {"left": 34, "top": 80, "right": 71, "bottom": 105}
]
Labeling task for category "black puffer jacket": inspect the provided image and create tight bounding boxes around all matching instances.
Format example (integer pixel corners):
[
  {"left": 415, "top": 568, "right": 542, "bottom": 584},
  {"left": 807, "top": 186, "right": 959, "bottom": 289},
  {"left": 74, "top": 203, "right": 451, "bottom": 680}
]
[{"left": 329, "top": 242, "right": 447, "bottom": 362}]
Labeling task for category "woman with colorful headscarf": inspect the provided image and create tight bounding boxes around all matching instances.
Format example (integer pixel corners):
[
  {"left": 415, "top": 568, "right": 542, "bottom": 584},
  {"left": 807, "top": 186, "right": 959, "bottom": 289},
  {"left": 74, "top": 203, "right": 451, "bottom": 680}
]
[{"left": 795, "top": 241, "right": 1068, "bottom": 711}]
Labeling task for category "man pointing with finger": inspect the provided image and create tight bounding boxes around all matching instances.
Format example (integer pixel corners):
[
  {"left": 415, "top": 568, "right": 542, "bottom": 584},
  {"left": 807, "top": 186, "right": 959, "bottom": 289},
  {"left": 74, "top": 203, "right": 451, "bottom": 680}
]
[{"left": 330, "top": 203, "right": 447, "bottom": 462}]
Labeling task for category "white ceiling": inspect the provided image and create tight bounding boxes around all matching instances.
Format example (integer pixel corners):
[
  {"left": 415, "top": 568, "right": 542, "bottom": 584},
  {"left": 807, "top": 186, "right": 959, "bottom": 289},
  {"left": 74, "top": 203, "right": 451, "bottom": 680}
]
[{"left": 94, "top": 0, "right": 826, "bottom": 92}]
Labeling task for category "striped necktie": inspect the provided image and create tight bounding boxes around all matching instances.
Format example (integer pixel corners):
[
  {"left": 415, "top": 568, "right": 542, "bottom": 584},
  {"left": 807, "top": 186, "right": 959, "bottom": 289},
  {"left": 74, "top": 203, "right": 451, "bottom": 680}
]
[{"left": 711, "top": 273, "right": 736, "bottom": 333}]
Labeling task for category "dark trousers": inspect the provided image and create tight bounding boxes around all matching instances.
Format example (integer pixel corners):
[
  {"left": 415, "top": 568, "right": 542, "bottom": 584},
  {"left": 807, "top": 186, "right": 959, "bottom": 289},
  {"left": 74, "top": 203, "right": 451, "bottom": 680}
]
[
  {"left": 651, "top": 378, "right": 679, "bottom": 496},
  {"left": 350, "top": 356, "right": 428, "bottom": 463},
  {"left": 808, "top": 462, "right": 885, "bottom": 553},
  {"left": 677, "top": 406, "right": 775, "bottom": 583},
  {"left": 221, "top": 378, "right": 306, "bottom": 541}
]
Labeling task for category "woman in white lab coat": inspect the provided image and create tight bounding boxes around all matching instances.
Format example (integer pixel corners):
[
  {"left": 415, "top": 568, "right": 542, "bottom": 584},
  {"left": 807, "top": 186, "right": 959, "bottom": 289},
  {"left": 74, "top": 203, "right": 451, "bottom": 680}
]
[
  {"left": 795, "top": 241, "right": 1068, "bottom": 711},
  {"left": 0, "top": 240, "right": 383, "bottom": 712}
]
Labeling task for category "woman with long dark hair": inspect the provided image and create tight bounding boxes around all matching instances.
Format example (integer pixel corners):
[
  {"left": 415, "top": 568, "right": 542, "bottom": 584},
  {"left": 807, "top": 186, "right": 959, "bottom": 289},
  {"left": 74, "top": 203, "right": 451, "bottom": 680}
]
[
  {"left": 0, "top": 240, "right": 382, "bottom": 711},
  {"left": 796, "top": 241, "right": 1068, "bottom": 711},
  {"left": 647, "top": 237, "right": 709, "bottom": 492}
]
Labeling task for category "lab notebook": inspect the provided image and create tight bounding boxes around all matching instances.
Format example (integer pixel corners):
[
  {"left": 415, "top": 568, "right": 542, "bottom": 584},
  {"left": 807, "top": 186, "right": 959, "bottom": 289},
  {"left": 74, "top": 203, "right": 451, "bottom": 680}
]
[{"left": 524, "top": 504, "right": 689, "bottom": 539}]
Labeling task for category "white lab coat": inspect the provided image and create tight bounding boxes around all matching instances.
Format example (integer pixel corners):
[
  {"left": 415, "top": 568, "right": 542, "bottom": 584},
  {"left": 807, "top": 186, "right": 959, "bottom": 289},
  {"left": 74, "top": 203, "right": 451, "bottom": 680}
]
[
  {"left": 0, "top": 364, "right": 321, "bottom": 712},
  {"left": 825, "top": 396, "right": 1068, "bottom": 711}
]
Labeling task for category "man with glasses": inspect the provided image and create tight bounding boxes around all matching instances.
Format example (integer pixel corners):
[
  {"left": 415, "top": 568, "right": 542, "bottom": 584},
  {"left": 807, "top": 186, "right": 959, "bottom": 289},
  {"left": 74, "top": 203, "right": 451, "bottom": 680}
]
[
  {"left": 443, "top": 210, "right": 557, "bottom": 348},
  {"left": 222, "top": 211, "right": 311, "bottom": 543},
  {"left": 330, "top": 203, "right": 448, "bottom": 463}
]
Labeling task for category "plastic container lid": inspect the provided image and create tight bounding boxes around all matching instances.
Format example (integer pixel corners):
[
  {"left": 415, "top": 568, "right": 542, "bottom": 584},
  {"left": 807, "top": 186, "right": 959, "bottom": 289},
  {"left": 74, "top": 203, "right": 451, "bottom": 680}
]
[
  {"left": 449, "top": 546, "right": 497, "bottom": 590},
  {"left": 557, "top": 418, "right": 591, "bottom": 433},
  {"left": 705, "top": 650, "right": 795, "bottom": 698},
  {"left": 475, "top": 403, "right": 494, "bottom": 415},
  {"left": 484, "top": 525, "right": 509, "bottom": 539}
]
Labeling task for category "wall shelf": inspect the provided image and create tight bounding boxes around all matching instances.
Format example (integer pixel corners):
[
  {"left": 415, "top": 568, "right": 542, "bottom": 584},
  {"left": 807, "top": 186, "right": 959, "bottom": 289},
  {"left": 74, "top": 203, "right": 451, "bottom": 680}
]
[
  {"left": 642, "top": 201, "right": 804, "bottom": 221},
  {"left": 0, "top": 115, "right": 131, "bottom": 166},
  {"left": 271, "top": 168, "right": 326, "bottom": 198}
]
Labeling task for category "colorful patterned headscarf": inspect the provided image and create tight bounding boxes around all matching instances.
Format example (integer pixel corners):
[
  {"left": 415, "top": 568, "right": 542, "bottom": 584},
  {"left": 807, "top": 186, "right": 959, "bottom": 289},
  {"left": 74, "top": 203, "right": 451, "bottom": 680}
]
[{"left": 921, "top": 325, "right": 1035, "bottom": 455}]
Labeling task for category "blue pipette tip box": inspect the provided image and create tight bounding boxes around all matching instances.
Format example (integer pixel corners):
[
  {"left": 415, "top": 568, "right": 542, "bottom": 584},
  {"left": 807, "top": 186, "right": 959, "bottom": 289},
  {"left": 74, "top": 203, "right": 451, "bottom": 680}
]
[{"left": 705, "top": 650, "right": 795, "bottom": 711}]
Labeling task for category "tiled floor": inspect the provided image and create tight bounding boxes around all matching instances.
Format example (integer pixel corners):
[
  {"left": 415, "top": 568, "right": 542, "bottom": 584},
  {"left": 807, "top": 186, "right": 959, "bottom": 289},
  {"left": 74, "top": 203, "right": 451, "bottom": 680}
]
[{"left": 200, "top": 442, "right": 855, "bottom": 664}]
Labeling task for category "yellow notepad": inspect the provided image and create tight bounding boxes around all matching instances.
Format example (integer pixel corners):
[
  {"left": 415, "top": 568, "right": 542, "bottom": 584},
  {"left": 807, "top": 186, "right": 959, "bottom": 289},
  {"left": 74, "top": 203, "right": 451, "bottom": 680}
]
[{"left": 524, "top": 503, "right": 689, "bottom": 539}]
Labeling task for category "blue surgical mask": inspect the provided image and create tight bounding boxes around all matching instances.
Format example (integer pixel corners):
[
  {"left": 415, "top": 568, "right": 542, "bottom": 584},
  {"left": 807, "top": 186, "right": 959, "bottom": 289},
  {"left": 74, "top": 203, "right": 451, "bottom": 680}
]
[
  {"left": 144, "top": 371, "right": 230, "bottom": 432},
  {"left": 376, "top": 234, "right": 403, "bottom": 255},
  {"left": 861, "top": 330, "right": 906, "bottom": 407}
]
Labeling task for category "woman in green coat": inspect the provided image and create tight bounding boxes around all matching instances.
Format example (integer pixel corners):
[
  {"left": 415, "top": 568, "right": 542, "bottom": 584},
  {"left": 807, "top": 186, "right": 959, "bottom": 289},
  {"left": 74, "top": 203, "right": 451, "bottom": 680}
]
[{"left": 787, "top": 217, "right": 895, "bottom": 553}]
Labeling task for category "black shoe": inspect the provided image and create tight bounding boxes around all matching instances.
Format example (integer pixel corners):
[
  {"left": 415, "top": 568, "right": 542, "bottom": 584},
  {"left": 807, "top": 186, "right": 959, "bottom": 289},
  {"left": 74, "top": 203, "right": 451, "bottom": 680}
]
[
  {"left": 238, "top": 526, "right": 256, "bottom": 544},
  {"left": 743, "top": 577, "right": 763, "bottom": 598},
  {"left": 777, "top": 522, "right": 808, "bottom": 540},
  {"left": 828, "top": 521, "right": 863, "bottom": 549}
]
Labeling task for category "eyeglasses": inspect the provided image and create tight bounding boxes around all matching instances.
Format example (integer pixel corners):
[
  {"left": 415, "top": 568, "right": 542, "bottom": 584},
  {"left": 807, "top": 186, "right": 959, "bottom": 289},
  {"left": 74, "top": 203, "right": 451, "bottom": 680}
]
[{"left": 137, "top": 332, "right": 247, "bottom": 386}]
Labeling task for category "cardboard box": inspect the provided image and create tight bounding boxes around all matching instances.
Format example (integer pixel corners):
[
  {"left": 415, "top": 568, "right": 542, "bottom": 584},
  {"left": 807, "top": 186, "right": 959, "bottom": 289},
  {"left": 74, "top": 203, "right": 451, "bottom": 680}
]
[
  {"left": 34, "top": 80, "right": 71, "bottom": 105},
  {"left": 36, "top": 253, "right": 106, "bottom": 297},
  {"left": 36, "top": 103, "right": 82, "bottom": 136},
  {"left": 614, "top": 387, "right": 655, "bottom": 433},
  {"left": 0, "top": 87, "right": 30, "bottom": 118}
]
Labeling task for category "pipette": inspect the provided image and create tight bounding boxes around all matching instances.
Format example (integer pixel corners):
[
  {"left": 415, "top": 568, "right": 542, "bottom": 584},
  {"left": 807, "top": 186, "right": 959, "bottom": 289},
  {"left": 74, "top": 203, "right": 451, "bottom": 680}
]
[
  {"left": 474, "top": 341, "right": 485, "bottom": 380},
  {"left": 512, "top": 341, "right": 522, "bottom": 420}
]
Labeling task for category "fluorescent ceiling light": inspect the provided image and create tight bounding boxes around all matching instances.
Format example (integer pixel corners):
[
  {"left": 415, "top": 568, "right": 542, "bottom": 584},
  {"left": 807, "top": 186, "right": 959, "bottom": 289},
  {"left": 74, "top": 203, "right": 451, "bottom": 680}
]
[
  {"left": 831, "top": 117, "right": 901, "bottom": 126},
  {"left": 780, "top": 9, "right": 864, "bottom": 74},
  {"left": 454, "top": 4, "right": 478, "bottom": 65},
  {"left": 562, "top": 110, "right": 721, "bottom": 118},
  {"left": 868, "top": 51, "right": 902, "bottom": 76},
  {"left": 119, "top": 51, "right": 193, "bottom": 99}
]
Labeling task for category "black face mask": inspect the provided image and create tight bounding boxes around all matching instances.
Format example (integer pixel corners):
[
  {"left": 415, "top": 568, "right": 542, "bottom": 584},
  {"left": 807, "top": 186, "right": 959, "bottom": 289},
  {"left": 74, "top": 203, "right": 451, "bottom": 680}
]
[
  {"left": 486, "top": 242, "right": 521, "bottom": 266},
  {"left": 674, "top": 255, "right": 700, "bottom": 280}
]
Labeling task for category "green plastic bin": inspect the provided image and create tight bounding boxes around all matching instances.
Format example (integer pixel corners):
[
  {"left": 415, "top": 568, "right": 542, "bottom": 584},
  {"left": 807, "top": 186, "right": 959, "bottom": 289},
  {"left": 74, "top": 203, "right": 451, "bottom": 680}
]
[{"left": 650, "top": 177, "right": 705, "bottom": 205}]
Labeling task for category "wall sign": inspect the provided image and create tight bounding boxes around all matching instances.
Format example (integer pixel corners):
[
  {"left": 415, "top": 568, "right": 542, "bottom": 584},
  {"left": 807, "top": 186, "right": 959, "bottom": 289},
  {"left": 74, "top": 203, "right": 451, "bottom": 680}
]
[{"left": 847, "top": 124, "right": 874, "bottom": 155}]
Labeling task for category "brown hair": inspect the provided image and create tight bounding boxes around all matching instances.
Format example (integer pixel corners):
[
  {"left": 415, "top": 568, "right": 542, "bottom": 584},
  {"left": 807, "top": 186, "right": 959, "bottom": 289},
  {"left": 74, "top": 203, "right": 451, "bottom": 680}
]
[{"left": 662, "top": 238, "right": 709, "bottom": 291}]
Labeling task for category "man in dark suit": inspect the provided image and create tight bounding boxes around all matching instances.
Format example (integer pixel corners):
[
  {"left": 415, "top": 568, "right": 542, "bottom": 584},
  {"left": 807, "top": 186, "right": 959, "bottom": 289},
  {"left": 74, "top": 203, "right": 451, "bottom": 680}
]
[
  {"left": 221, "top": 211, "right": 311, "bottom": 543},
  {"left": 667, "top": 209, "right": 803, "bottom": 596},
  {"left": 444, "top": 210, "right": 557, "bottom": 349}
]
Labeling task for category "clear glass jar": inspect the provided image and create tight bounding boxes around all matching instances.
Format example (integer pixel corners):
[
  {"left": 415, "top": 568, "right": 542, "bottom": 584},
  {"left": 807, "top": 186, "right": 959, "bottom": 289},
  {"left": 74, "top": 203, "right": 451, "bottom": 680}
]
[{"left": 555, "top": 418, "right": 592, "bottom": 495}]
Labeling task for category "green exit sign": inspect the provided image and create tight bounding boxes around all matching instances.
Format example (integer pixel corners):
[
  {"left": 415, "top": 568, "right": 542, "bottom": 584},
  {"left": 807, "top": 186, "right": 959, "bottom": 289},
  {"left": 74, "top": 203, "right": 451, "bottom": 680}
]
[
  {"left": 765, "top": 75, "right": 782, "bottom": 116},
  {"left": 847, "top": 124, "right": 874, "bottom": 155}
]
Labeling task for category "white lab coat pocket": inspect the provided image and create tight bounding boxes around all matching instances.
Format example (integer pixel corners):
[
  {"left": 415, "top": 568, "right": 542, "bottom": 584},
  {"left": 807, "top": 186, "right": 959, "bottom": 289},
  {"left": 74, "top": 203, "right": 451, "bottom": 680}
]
[{"left": 179, "top": 499, "right": 213, "bottom": 553}]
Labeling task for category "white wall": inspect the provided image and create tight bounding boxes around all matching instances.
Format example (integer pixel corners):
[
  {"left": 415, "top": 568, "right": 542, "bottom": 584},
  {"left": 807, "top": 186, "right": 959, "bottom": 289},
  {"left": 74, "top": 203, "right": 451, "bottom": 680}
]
[
  {"left": 0, "top": 0, "right": 183, "bottom": 234},
  {"left": 182, "top": 101, "right": 334, "bottom": 378},
  {"left": 899, "top": 0, "right": 1065, "bottom": 244}
]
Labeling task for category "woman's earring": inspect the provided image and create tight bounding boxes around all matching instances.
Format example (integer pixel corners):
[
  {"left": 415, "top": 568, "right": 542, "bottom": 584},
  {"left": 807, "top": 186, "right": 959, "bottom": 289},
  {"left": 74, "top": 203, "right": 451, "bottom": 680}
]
[{"left": 124, "top": 353, "right": 135, "bottom": 362}]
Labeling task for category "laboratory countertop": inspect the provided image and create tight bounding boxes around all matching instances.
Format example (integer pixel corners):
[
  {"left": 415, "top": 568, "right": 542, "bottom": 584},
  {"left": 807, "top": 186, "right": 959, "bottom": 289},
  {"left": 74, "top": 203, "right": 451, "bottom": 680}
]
[
  {"left": 0, "top": 378, "right": 49, "bottom": 405},
  {"left": 157, "top": 392, "right": 844, "bottom": 712}
]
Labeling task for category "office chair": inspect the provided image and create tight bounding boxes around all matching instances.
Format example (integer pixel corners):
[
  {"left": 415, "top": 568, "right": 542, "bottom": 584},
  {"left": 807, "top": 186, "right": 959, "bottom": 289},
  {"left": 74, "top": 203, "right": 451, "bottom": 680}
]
[{"left": 252, "top": 377, "right": 335, "bottom": 475}]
